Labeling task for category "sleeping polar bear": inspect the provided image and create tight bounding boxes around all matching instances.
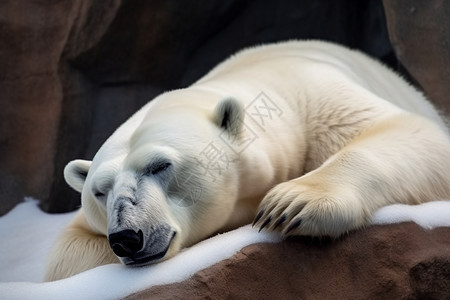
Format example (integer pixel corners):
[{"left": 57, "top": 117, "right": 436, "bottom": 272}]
[{"left": 45, "top": 40, "right": 450, "bottom": 281}]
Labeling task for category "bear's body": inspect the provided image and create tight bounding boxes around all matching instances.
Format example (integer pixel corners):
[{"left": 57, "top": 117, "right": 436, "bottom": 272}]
[{"left": 45, "top": 40, "right": 450, "bottom": 281}]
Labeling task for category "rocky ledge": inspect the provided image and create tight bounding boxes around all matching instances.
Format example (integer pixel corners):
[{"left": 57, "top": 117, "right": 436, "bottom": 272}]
[{"left": 127, "top": 223, "right": 450, "bottom": 299}]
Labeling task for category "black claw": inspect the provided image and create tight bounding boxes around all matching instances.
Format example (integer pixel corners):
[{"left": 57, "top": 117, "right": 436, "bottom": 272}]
[
  {"left": 253, "top": 209, "right": 265, "bottom": 227},
  {"left": 258, "top": 216, "right": 272, "bottom": 232},
  {"left": 273, "top": 214, "right": 286, "bottom": 229},
  {"left": 285, "top": 219, "right": 302, "bottom": 234}
]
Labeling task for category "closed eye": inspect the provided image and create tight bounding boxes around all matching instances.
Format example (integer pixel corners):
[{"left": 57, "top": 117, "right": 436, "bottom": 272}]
[
  {"left": 150, "top": 162, "right": 172, "bottom": 175},
  {"left": 94, "top": 192, "right": 105, "bottom": 198},
  {"left": 94, "top": 192, "right": 105, "bottom": 199}
]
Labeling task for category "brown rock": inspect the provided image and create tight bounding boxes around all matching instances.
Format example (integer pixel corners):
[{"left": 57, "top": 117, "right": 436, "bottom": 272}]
[
  {"left": 0, "top": 0, "right": 75, "bottom": 213},
  {"left": 126, "top": 223, "right": 450, "bottom": 299}
]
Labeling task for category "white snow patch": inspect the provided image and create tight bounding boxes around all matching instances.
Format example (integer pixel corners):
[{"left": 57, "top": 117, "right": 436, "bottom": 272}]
[
  {"left": 0, "top": 198, "right": 75, "bottom": 283},
  {"left": 371, "top": 200, "right": 450, "bottom": 229}
]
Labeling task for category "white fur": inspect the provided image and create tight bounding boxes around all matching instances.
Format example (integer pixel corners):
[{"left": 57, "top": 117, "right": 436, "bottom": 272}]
[{"left": 45, "top": 40, "right": 450, "bottom": 281}]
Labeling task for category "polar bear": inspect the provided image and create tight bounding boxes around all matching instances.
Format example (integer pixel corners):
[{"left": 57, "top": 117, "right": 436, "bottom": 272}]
[{"left": 44, "top": 40, "right": 450, "bottom": 281}]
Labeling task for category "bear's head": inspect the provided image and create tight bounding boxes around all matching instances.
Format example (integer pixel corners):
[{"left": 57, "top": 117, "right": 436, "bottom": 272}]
[{"left": 64, "top": 94, "right": 247, "bottom": 266}]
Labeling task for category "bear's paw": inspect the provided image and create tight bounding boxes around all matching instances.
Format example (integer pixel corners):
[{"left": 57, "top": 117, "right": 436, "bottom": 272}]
[{"left": 253, "top": 179, "right": 367, "bottom": 238}]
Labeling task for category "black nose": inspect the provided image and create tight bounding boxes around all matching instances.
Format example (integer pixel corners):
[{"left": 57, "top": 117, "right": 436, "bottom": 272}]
[{"left": 108, "top": 229, "right": 144, "bottom": 257}]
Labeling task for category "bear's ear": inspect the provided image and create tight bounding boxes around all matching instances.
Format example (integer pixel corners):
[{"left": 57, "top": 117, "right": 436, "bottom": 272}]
[
  {"left": 64, "top": 159, "right": 92, "bottom": 193},
  {"left": 213, "top": 97, "right": 245, "bottom": 135}
]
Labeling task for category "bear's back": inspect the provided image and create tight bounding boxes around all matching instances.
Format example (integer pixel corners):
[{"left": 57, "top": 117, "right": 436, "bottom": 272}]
[{"left": 197, "top": 40, "right": 446, "bottom": 131}]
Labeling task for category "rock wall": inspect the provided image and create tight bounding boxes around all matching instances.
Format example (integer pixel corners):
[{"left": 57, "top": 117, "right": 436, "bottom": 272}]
[
  {"left": 0, "top": 1, "right": 449, "bottom": 214},
  {"left": 383, "top": 0, "right": 450, "bottom": 115},
  {"left": 0, "top": 0, "right": 397, "bottom": 214}
]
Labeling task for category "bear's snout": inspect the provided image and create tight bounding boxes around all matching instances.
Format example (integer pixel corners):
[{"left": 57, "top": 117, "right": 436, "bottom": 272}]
[
  {"left": 108, "top": 229, "right": 144, "bottom": 258},
  {"left": 108, "top": 225, "right": 176, "bottom": 266}
]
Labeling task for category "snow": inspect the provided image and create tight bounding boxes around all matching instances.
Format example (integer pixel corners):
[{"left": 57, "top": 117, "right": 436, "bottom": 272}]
[
  {"left": 1, "top": 198, "right": 450, "bottom": 299},
  {"left": 371, "top": 200, "right": 450, "bottom": 229},
  {"left": 0, "top": 198, "right": 280, "bottom": 299},
  {"left": 0, "top": 198, "right": 75, "bottom": 283}
]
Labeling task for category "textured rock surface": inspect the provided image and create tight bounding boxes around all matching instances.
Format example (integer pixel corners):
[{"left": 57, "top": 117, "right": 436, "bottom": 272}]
[
  {"left": 127, "top": 223, "right": 450, "bottom": 299},
  {"left": 0, "top": 1, "right": 73, "bottom": 215},
  {"left": 0, "top": 0, "right": 123, "bottom": 214},
  {"left": 0, "top": 0, "right": 396, "bottom": 214},
  {"left": 383, "top": 0, "right": 450, "bottom": 115}
]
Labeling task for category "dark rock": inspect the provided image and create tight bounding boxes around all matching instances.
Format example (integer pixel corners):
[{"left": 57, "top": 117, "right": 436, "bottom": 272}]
[{"left": 383, "top": 0, "right": 450, "bottom": 115}]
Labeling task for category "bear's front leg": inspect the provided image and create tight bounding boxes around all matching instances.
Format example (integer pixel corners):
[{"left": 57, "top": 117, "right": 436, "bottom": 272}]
[
  {"left": 44, "top": 210, "right": 119, "bottom": 281},
  {"left": 254, "top": 114, "right": 450, "bottom": 237}
]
